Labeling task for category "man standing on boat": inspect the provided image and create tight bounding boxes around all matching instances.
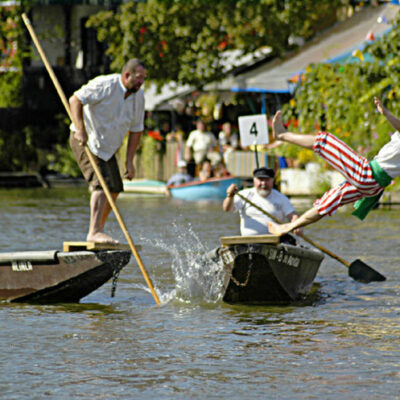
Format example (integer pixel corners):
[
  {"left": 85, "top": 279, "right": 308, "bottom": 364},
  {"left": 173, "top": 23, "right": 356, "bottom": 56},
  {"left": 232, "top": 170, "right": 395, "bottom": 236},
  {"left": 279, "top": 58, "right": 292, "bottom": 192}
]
[
  {"left": 69, "top": 59, "right": 146, "bottom": 244},
  {"left": 268, "top": 97, "right": 400, "bottom": 236},
  {"left": 223, "top": 167, "right": 301, "bottom": 236}
]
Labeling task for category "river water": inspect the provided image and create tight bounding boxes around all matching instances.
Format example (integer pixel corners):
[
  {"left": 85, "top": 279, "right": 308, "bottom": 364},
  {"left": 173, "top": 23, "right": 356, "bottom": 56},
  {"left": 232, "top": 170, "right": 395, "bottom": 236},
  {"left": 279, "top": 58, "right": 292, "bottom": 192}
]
[{"left": 1, "top": 187, "right": 400, "bottom": 399}]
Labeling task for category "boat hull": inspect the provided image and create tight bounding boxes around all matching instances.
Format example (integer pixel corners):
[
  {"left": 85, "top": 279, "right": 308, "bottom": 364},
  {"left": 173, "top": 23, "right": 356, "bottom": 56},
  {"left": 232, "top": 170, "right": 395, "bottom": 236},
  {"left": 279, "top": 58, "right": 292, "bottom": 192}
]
[
  {"left": 0, "top": 250, "right": 131, "bottom": 303},
  {"left": 123, "top": 179, "right": 166, "bottom": 195},
  {"left": 169, "top": 177, "right": 242, "bottom": 201},
  {"left": 219, "top": 242, "right": 324, "bottom": 304}
]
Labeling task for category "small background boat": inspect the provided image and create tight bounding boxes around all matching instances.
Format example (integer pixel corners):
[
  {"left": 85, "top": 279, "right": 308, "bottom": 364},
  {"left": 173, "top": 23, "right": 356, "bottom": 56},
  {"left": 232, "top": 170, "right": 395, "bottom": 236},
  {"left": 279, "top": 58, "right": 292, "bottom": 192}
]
[
  {"left": 0, "top": 244, "right": 131, "bottom": 303},
  {"left": 123, "top": 179, "right": 166, "bottom": 196},
  {"left": 214, "top": 234, "right": 324, "bottom": 304},
  {"left": 169, "top": 176, "right": 243, "bottom": 201}
]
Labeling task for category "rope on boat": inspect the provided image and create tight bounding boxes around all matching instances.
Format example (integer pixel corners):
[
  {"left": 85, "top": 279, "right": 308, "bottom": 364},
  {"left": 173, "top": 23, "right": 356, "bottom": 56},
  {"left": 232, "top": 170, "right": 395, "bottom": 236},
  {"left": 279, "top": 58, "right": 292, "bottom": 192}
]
[
  {"left": 111, "top": 268, "right": 120, "bottom": 297},
  {"left": 231, "top": 253, "right": 253, "bottom": 287}
]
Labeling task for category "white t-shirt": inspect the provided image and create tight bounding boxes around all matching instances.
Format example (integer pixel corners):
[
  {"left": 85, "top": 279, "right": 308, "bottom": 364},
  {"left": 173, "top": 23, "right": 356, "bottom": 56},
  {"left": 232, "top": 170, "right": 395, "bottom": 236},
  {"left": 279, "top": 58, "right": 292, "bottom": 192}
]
[
  {"left": 70, "top": 74, "right": 145, "bottom": 161},
  {"left": 374, "top": 131, "right": 400, "bottom": 178},
  {"left": 233, "top": 187, "right": 296, "bottom": 236},
  {"left": 186, "top": 129, "right": 217, "bottom": 163}
]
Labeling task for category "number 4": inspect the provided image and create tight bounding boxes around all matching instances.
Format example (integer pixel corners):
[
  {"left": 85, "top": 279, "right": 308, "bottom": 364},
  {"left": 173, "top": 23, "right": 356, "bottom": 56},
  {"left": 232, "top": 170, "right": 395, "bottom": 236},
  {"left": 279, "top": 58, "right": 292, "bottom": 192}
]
[{"left": 250, "top": 122, "right": 258, "bottom": 136}]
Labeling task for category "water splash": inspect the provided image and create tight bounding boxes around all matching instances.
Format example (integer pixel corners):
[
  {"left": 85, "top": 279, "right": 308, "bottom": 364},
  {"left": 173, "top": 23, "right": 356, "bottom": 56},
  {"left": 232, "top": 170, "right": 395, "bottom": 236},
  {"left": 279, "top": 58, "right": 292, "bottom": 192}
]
[{"left": 140, "top": 222, "right": 226, "bottom": 304}]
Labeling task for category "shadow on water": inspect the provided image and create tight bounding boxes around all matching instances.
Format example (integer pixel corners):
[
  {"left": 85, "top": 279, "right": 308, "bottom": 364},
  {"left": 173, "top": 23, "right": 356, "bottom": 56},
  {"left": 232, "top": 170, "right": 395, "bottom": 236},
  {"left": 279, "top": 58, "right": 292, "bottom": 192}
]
[{"left": 0, "top": 299, "right": 123, "bottom": 315}]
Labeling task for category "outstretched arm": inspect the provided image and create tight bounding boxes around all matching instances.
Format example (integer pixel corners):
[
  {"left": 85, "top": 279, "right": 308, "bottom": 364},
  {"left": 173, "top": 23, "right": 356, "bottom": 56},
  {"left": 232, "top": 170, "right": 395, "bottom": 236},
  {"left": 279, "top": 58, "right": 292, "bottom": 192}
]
[{"left": 375, "top": 97, "right": 400, "bottom": 132}]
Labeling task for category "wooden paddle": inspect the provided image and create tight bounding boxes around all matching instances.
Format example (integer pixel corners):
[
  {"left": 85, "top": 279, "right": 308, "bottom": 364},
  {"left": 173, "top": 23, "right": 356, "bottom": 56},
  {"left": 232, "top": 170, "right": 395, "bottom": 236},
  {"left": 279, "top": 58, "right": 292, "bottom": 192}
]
[
  {"left": 236, "top": 192, "right": 386, "bottom": 283},
  {"left": 22, "top": 13, "right": 161, "bottom": 304}
]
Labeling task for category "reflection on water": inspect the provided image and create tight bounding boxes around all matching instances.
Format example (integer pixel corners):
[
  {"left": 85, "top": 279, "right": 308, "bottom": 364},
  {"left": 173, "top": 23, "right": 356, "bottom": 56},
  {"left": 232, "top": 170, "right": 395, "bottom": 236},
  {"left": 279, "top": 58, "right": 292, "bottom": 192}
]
[{"left": 1, "top": 188, "right": 400, "bottom": 399}]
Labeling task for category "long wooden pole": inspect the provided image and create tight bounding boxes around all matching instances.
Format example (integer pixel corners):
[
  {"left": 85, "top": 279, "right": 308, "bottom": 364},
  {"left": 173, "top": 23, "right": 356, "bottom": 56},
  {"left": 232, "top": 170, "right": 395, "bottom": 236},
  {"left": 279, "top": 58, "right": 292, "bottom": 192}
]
[{"left": 22, "top": 13, "right": 160, "bottom": 305}]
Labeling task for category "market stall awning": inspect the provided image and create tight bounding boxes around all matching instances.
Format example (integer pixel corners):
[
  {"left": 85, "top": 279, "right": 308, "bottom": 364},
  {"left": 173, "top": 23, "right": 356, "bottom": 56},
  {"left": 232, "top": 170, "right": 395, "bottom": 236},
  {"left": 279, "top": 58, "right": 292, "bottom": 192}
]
[{"left": 213, "top": 3, "right": 398, "bottom": 94}]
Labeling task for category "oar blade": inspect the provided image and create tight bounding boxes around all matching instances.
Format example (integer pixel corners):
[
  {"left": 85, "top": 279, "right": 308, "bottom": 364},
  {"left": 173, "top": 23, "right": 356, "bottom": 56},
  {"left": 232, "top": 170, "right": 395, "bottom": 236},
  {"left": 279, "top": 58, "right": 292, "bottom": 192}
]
[{"left": 348, "top": 259, "right": 386, "bottom": 283}]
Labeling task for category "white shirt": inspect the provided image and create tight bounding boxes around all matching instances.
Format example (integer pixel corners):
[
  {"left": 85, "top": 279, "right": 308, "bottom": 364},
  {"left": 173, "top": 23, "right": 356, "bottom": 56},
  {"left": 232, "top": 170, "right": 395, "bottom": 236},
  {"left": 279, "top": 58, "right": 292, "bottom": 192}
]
[
  {"left": 374, "top": 131, "right": 400, "bottom": 178},
  {"left": 70, "top": 74, "right": 145, "bottom": 161},
  {"left": 186, "top": 129, "right": 217, "bottom": 164},
  {"left": 233, "top": 187, "right": 295, "bottom": 236}
]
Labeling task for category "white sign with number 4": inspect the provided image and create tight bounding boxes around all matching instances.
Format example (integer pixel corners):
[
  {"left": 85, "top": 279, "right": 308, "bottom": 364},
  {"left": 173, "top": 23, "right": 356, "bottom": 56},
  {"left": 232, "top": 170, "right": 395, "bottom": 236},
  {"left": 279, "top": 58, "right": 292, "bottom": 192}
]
[{"left": 238, "top": 114, "right": 269, "bottom": 147}]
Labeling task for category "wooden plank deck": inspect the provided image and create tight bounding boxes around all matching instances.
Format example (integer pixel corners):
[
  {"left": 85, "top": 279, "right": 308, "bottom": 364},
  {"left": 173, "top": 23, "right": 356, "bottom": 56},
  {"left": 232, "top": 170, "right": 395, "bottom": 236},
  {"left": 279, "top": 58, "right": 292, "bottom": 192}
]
[
  {"left": 63, "top": 241, "right": 137, "bottom": 252},
  {"left": 220, "top": 234, "right": 280, "bottom": 246}
]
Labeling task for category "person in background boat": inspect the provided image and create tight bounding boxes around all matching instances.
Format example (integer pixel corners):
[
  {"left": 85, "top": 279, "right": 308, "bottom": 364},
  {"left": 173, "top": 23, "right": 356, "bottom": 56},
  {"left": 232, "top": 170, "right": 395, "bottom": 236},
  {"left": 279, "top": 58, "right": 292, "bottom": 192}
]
[
  {"left": 166, "top": 160, "right": 193, "bottom": 187},
  {"left": 69, "top": 58, "right": 146, "bottom": 244},
  {"left": 214, "top": 160, "right": 231, "bottom": 178},
  {"left": 223, "top": 167, "right": 301, "bottom": 236},
  {"left": 268, "top": 97, "right": 400, "bottom": 236},
  {"left": 184, "top": 119, "right": 219, "bottom": 176},
  {"left": 198, "top": 158, "right": 214, "bottom": 181}
]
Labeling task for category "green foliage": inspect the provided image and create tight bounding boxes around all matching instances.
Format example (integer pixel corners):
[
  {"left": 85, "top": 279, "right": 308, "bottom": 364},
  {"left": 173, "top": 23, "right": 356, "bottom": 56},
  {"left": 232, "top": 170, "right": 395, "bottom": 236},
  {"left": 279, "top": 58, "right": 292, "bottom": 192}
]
[
  {"left": 0, "top": 125, "right": 37, "bottom": 171},
  {"left": 141, "top": 134, "right": 159, "bottom": 179},
  {"left": 87, "top": 0, "right": 340, "bottom": 89},
  {"left": 282, "top": 12, "right": 400, "bottom": 162},
  {"left": 0, "top": 6, "right": 30, "bottom": 108},
  {"left": 46, "top": 144, "right": 82, "bottom": 178}
]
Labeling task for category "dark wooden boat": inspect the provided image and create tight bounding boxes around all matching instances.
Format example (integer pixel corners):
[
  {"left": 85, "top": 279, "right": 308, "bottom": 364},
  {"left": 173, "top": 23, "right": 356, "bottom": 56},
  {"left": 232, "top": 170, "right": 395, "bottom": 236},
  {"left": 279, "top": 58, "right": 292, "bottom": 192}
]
[
  {"left": 0, "top": 247, "right": 131, "bottom": 303},
  {"left": 216, "top": 234, "right": 324, "bottom": 304}
]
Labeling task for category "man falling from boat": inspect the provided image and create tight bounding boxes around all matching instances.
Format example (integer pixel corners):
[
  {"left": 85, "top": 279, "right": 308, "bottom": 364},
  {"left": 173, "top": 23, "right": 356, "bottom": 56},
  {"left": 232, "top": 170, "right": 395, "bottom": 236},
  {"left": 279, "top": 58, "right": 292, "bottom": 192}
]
[
  {"left": 268, "top": 97, "right": 400, "bottom": 236},
  {"left": 69, "top": 59, "right": 146, "bottom": 244},
  {"left": 223, "top": 167, "right": 301, "bottom": 236}
]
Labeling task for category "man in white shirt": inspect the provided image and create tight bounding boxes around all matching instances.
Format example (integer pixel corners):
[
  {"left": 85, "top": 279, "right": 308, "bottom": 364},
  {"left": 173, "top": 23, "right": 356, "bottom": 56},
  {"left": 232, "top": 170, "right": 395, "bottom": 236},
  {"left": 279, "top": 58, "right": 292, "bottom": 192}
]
[
  {"left": 223, "top": 167, "right": 300, "bottom": 236},
  {"left": 69, "top": 59, "right": 146, "bottom": 244},
  {"left": 184, "top": 119, "right": 218, "bottom": 167}
]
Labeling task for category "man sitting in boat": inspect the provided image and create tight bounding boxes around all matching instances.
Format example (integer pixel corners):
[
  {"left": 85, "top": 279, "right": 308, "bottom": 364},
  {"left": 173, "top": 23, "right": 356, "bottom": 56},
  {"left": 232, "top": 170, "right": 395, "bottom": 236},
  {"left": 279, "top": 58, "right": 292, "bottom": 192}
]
[
  {"left": 166, "top": 160, "right": 193, "bottom": 186},
  {"left": 223, "top": 167, "right": 301, "bottom": 235}
]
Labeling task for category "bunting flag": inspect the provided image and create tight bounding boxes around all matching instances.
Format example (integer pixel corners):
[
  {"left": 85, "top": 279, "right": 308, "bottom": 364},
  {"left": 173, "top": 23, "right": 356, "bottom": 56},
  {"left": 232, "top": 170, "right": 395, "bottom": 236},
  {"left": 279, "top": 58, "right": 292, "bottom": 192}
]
[
  {"left": 352, "top": 49, "right": 364, "bottom": 61},
  {"left": 377, "top": 15, "right": 389, "bottom": 24},
  {"left": 366, "top": 31, "right": 375, "bottom": 41}
]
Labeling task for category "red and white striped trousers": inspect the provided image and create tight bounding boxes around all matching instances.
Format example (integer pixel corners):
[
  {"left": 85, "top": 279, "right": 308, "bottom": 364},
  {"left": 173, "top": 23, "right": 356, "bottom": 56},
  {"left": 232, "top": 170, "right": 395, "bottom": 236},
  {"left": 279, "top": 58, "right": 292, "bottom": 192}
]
[{"left": 312, "top": 132, "right": 384, "bottom": 216}]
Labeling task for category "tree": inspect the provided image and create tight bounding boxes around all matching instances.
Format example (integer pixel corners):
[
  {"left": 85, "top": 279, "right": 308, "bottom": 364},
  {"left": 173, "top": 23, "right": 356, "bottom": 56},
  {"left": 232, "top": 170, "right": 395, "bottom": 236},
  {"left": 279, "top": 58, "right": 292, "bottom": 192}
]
[
  {"left": 87, "top": 0, "right": 340, "bottom": 89},
  {"left": 281, "top": 11, "right": 400, "bottom": 172},
  {"left": 0, "top": 5, "right": 27, "bottom": 107}
]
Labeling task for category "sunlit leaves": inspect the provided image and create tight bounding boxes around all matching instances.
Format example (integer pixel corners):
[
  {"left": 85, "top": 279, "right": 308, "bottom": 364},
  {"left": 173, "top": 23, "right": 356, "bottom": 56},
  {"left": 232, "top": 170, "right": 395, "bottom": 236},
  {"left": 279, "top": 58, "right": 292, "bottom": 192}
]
[
  {"left": 87, "top": 0, "right": 340, "bottom": 89},
  {"left": 283, "top": 11, "right": 400, "bottom": 161}
]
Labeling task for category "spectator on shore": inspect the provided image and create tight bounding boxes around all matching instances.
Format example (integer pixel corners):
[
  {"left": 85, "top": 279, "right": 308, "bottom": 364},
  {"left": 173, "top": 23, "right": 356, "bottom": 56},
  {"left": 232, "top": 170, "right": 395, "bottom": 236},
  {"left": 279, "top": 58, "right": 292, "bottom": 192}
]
[
  {"left": 184, "top": 119, "right": 220, "bottom": 174},
  {"left": 218, "top": 122, "right": 239, "bottom": 163}
]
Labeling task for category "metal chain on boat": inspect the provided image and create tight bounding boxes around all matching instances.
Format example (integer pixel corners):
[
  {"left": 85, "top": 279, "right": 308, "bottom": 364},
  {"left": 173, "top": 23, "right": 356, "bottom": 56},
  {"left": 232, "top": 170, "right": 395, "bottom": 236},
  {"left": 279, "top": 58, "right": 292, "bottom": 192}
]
[
  {"left": 111, "top": 268, "right": 120, "bottom": 297},
  {"left": 231, "top": 253, "right": 253, "bottom": 287}
]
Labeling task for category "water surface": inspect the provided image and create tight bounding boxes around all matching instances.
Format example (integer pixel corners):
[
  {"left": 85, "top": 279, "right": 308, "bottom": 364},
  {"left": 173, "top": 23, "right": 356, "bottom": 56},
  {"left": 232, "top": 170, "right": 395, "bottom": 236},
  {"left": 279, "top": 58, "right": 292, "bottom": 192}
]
[{"left": 1, "top": 188, "right": 400, "bottom": 399}]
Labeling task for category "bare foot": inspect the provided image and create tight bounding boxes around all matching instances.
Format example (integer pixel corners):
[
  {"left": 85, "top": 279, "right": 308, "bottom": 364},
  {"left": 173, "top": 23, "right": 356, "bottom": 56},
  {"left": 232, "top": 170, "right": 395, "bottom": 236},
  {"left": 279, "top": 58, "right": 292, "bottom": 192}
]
[
  {"left": 268, "top": 221, "right": 292, "bottom": 236},
  {"left": 272, "top": 111, "right": 287, "bottom": 140},
  {"left": 87, "top": 231, "right": 120, "bottom": 244}
]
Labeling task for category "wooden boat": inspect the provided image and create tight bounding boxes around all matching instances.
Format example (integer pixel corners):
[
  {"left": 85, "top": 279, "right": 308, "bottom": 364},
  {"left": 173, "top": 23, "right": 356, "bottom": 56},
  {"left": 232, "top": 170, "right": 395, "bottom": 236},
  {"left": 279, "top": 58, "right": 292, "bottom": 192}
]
[
  {"left": 0, "top": 243, "right": 131, "bottom": 303},
  {"left": 215, "top": 234, "right": 324, "bottom": 304},
  {"left": 169, "top": 176, "right": 242, "bottom": 201},
  {"left": 123, "top": 179, "right": 166, "bottom": 196}
]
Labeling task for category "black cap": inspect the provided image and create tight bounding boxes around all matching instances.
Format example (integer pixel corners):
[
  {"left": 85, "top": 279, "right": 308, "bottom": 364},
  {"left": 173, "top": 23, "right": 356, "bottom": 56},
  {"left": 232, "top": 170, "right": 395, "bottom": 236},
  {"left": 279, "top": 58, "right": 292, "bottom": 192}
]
[{"left": 253, "top": 167, "right": 275, "bottom": 179}]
